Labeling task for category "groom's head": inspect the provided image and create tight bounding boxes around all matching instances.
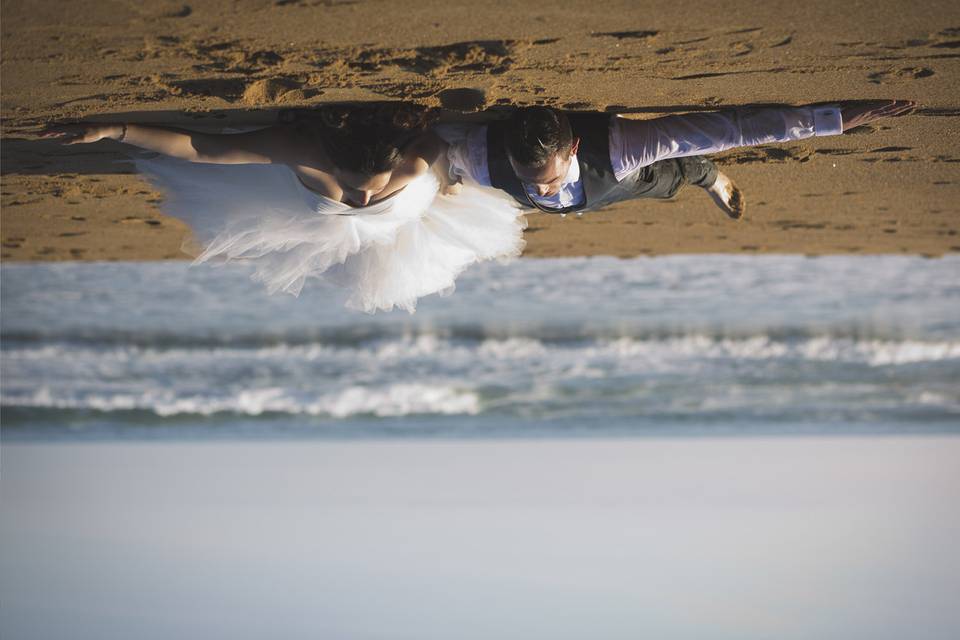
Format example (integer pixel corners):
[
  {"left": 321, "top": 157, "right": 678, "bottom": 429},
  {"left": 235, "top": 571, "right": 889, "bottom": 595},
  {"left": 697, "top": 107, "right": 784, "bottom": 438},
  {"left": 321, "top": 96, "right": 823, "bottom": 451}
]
[{"left": 505, "top": 108, "right": 580, "bottom": 197}]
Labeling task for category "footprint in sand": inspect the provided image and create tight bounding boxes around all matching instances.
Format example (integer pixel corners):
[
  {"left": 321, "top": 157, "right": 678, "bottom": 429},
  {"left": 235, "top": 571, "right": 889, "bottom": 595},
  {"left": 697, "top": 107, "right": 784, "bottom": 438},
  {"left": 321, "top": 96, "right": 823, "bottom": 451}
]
[
  {"left": 867, "top": 67, "right": 934, "bottom": 83},
  {"left": 167, "top": 77, "right": 247, "bottom": 100},
  {"left": 719, "top": 146, "right": 811, "bottom": 164},
  {"left": 353, "top": 40, "right": 518, "bottom": 76},
  {"left": 162, "top": 5, "right": 191, "bottom": 18},
  {"left": 844, "top": 124, "right": 879, "bottom": 135},
  {"left": 774, "top": 220, "right": 827, "bottom": 229},
  {"left": 591, "top": 30, "right": 659, "bottom": 40},
  {"left": 928, "top": 27, "right": 960, "bottom": 50},
  {"left": 438, "top": 88, "right": 486, "bottom": 111},
  {"left": 816, "top": 148, "right": 857, "bottom": 157}
]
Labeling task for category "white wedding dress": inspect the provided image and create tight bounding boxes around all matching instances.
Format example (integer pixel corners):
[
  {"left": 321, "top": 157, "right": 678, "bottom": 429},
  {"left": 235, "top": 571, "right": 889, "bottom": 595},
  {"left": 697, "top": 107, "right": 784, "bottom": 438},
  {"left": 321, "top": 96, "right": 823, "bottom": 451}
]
[{"left": 136, "top": 156, "right": 526, "bottom": 313}]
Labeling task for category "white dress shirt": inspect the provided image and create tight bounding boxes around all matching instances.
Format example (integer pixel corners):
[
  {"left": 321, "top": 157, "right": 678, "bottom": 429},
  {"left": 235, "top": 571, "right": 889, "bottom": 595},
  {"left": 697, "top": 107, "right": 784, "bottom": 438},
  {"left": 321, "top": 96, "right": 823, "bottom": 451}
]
[{"left": 442, "top": 105, "right": 844, "bottom": 210}]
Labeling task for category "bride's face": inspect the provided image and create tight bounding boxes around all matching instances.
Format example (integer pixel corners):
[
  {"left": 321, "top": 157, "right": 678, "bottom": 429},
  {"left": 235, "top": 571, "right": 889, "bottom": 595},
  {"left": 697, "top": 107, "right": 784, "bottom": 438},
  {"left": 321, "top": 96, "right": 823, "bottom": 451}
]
[{"left": 338, "top": 170, "right": 392, "bottom": 207}]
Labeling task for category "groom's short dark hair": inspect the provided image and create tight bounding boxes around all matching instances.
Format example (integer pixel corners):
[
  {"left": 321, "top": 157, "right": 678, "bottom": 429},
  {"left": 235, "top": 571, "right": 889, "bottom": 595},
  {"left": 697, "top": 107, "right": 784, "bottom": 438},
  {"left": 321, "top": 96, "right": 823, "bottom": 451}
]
[{"left": 505, "top": 107, "right": 573, "bottom": 168}]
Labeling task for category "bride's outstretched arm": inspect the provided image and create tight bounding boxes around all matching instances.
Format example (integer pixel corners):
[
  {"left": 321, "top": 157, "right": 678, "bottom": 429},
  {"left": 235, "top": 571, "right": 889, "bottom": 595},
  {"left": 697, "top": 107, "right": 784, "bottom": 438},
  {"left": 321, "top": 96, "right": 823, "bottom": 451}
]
[{"left": 39, "top": 123, "right": 308, "bottom": 165}]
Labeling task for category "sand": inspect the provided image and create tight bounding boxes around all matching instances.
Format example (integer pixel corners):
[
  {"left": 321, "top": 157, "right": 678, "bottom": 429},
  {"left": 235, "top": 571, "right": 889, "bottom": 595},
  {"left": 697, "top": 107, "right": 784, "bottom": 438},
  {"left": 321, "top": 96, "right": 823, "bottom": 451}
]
[{"left": 1, "top": 0, "right": 959, "bottom": 261}]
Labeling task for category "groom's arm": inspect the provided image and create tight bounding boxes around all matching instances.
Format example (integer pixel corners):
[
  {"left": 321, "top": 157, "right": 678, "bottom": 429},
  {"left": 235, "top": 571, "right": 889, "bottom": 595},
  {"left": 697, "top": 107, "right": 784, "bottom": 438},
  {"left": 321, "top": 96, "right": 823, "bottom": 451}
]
[{"left": 609, "top": 100, "right": 914, "bottom": 180}]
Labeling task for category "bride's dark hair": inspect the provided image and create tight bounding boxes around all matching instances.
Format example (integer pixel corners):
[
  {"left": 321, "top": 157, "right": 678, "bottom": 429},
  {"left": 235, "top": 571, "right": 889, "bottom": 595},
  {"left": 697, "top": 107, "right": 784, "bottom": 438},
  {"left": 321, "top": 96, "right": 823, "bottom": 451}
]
[{"left": 309, "top": 103, "right": 437, "bottom": 176}]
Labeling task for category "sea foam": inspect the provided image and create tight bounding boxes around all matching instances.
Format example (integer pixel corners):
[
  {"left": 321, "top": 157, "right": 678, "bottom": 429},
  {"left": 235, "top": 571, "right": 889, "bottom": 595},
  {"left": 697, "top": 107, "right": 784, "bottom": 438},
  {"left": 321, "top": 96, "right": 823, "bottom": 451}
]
[{"left": 3, "top": 256, "right": 959, "bottom": 435}]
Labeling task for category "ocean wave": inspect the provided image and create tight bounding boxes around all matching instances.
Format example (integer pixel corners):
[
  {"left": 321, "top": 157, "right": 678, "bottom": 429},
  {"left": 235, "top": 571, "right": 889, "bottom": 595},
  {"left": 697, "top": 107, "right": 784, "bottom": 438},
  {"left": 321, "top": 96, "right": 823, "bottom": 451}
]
[
  {"left": 4, "top": 334, "right": 959, "bottom": 367},
  {"left": 5, "top": 382, "right": 959, "bottom": 425},
  {"left": 5, "top": 258, "right": 959, "bottom": 436},
  {"left": 3, "top": 384, "right": 480, "bottom": 418},
  {"left": 4, "top": 333, "right": 959, "bottom": 423},
  {"left": 2, "top": 322, "right": 953, "bottom": 351},
  {"left": 602, "top": 335, "right": 960, "bottom": 366}
]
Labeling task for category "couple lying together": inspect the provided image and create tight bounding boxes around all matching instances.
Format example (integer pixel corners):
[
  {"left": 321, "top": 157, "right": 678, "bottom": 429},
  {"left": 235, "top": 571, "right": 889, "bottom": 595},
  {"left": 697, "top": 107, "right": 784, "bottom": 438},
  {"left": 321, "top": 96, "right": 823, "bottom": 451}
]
[{"left": 43, "top": 99, "right": 913, "bottom": 312}]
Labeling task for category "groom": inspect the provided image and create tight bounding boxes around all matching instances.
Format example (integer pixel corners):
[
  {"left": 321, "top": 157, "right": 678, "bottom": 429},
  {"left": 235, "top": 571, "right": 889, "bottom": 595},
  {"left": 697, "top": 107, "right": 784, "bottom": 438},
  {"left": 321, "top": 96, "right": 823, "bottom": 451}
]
[{"left": 443, "top": 100, "right": 915, "bottom": 219}]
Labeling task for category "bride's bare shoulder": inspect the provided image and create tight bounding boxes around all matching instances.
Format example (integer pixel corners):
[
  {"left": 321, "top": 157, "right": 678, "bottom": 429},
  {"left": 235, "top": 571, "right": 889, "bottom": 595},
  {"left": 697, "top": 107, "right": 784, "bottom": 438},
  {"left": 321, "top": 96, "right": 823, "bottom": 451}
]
[{"left": 280, "top": 122, "right": 335, "bottom": 171}]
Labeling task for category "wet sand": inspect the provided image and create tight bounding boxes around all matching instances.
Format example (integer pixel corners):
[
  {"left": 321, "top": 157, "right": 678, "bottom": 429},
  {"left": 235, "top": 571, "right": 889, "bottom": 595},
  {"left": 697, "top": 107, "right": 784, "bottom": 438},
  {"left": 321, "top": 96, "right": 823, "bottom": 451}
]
[{"left": 1, "top": 0, "right": 959, "bottom": 261}]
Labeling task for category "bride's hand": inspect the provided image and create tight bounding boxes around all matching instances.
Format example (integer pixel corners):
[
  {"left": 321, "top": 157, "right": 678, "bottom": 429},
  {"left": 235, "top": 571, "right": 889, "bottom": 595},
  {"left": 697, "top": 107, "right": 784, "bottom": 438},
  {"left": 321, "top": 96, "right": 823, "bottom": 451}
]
[{"left": 39, "top": 123, "right": 124, "bottom": 145}]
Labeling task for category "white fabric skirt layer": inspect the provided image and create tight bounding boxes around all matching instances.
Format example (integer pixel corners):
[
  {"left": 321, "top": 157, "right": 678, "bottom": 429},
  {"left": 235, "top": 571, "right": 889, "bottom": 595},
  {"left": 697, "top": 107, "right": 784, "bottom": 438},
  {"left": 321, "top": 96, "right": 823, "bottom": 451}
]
[{"left": 136, "top": 156, "right": 526, "bottom": 313}]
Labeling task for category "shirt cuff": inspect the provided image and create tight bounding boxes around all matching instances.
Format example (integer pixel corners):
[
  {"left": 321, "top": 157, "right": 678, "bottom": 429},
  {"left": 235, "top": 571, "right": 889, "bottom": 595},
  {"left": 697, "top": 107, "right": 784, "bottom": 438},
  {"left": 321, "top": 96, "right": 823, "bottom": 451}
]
[{"left": 813, "top": 106, "right": 843, "bottom": 136}]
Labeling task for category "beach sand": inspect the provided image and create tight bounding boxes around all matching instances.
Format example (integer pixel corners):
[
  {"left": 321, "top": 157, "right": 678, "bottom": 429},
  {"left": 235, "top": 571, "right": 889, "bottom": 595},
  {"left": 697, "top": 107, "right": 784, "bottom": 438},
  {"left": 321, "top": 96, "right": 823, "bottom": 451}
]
[{"left": 1, "top": 0, "right": 959, "bottom": 261}]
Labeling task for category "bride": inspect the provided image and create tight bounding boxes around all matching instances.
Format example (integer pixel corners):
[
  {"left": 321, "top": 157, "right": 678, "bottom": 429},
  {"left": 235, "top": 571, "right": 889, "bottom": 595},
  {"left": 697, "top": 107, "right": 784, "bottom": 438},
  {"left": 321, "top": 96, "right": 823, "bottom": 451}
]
[{"left": 41, "top": 105, "right": 525, "bottom": 313}]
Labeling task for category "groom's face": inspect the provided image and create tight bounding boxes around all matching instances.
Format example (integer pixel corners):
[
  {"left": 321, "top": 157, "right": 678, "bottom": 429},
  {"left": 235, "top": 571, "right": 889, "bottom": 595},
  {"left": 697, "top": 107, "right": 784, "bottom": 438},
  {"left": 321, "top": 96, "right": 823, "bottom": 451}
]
[{"left": 510, "top": 138, "right": 580, "bottom": 198}]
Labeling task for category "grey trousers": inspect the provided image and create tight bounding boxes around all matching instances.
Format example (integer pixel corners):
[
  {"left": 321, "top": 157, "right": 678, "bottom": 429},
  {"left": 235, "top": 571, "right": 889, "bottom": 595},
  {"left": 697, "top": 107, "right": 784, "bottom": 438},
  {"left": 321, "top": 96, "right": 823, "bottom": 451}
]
[
  {"left": 632, "top": 155, "right": 719, "bottom": 200},
  {"left": 561, "top": 156, "right": 721, "bottom": 213}
]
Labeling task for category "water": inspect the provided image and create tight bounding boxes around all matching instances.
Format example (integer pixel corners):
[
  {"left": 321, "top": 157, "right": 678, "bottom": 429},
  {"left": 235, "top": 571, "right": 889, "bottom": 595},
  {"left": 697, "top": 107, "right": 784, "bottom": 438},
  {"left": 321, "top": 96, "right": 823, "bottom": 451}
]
[
  {"left": 4, "top": 256, "right": 960, "bottom": 639},
  {"left": 3, "top": 255, "right": 959, "bottom": 439}
]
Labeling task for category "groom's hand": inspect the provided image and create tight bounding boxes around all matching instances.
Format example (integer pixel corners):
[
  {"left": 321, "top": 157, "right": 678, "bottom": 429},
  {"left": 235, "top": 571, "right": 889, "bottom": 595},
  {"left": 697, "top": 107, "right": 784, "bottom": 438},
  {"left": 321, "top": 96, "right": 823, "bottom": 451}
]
[
  {"left": 837, "top": 100, "right": 917, "bottom": 132},
  {"left": 432, "top": 162, "right": 463, "bottom": 196},
  {"left": 442, "top": 182, "right": 463, "bottom": 196}
]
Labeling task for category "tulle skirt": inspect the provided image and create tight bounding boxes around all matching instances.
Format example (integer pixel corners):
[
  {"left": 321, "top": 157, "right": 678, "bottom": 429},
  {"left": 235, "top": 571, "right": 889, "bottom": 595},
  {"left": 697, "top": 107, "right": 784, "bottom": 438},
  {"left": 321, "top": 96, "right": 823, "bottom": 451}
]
[{"left": 136, "top": 156, "right": 526, "bottom": 313}]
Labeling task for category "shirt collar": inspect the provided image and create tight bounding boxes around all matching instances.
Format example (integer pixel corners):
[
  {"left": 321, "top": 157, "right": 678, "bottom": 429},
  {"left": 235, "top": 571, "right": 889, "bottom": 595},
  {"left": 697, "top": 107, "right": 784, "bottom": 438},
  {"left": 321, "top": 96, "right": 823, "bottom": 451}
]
[
  {"left": 523, "top": 155, "right": 581, "bottom": 200},
  {"left": 562, "top": 155, "right": 580, "bottom": 184}
]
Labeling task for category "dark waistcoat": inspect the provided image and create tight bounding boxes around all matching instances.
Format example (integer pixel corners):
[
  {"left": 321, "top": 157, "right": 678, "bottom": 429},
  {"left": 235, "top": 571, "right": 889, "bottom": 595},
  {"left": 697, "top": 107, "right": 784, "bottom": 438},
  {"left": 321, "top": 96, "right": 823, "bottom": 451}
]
[{"left": 486, "top": 113, "right": 670, "bottom": 214}]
